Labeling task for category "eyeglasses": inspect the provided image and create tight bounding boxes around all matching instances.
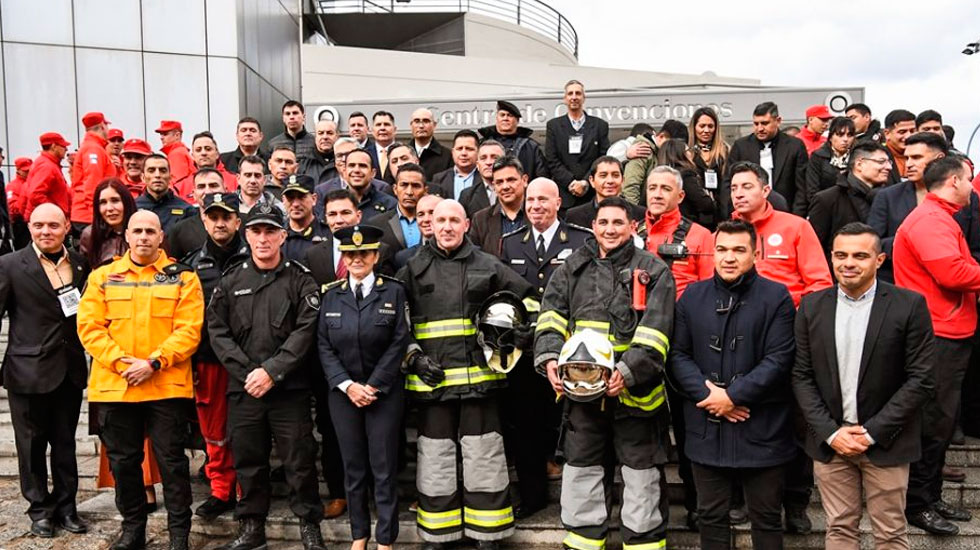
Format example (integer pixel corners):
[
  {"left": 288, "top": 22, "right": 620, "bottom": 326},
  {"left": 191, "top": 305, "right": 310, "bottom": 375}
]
[
  {"left": 862, "top": 157, "right": 892, "bottom": 165},
  {"left": 411, "top": 118, "right": 433, "bottom": 125}
]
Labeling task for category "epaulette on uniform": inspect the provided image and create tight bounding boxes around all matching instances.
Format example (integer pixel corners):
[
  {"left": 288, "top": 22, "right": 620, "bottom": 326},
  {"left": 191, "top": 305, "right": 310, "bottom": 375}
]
[
  {"left": 285, "top": 259, "right": 312, "bottom": 273},
  {"left": 163, "top": 262, "right": 193, "bottom": 275}
]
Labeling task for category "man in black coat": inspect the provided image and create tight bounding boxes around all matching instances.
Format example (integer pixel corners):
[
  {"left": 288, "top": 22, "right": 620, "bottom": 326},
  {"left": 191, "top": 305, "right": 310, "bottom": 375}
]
[
  {"left": 408, "top": 108, "right": 453, "bottom": 180},
  {"left": 469, "top": 156, "right": 528, "bottom": 257},
  {"left": 545, "top": 81, "right": 610, "bottom": 212},
  {"left": 670, "top": 219, "right": 797, "bottom": 550},
  {"left": 808, "top": 142, "right": 893, "bottom": 260},
  {"left": 0, "top": 204, "right": 90, "bottom": 537},
  {"left": 366, "top": 163, "right": 427, "bottom": 255},
  {"left": 456, "top": 140, "right": 505, "bottom": 217},
  {"left": 219, "top": 117, "right": 269, "bottom": 174},
  {"left": 793, "top": 223, "right": 935, "bottom": 543},
  {"left": 724, "top": 102, "right": 808, "bottom": 217},
  {"left": 429, "top": 130, "right": 481, "bottom": 201},
  {"left": 478, "top": 100, "right": 548, "bottom": 181}
]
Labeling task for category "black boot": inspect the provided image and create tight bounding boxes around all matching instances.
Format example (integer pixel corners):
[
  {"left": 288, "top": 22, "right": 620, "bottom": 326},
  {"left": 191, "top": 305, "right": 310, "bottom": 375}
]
[
  {"left": 168, "top": 531, "right": 190, "bottom": 550},
  {"left": 784, "top": 507, "right": 812, "bottom": 534},
  {"left": 299, "top": 519, "right": 327, "bottom": 550},
  {"left": 112, "top": 525, "right": 147, "bottom": 550},
  {"left": 195, "top": 494, "right": 237, "bottom": 521},
  {"left": 218, "top": 517, "right": 266, "bottom": 550}
]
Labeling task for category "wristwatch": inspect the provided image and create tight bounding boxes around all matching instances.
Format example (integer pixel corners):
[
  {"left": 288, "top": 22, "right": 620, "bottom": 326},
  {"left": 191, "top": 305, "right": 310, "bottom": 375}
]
[{"left": 150, "top": 359, "right": 162, "bottom": 371}]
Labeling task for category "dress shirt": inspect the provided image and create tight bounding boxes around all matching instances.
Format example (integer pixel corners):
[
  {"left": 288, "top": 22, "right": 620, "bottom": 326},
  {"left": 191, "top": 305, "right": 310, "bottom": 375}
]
[
  {"left": 33, "top": 243, "right": 72, "bottom": 290},
  {"left": 453, "top": 168, "right": 476, "bottom": 200},
  {"left": 568, "top": 113, "right": 586, "bottom": 132},
  {"left": 827, "top": 281, "right": 877, "bottom": 446},
  {"left": 333, "top": 238, "right": 342, "bottom": 273},
  {"left": 337, "top": 271, "right": 377, "bottom": 394},
  {"left": 531, "top": 219, "right": 560, "bottom": 254},
  {"left": 397, "top": 206, "right": 421, "bottom": 248},
  {"left": 500, "top": 207, "right": 527, "bottom": 235}
]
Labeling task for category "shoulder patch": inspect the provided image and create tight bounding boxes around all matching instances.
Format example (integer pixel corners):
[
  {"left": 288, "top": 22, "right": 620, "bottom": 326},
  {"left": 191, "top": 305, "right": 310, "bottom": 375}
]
[{"left": 163, "top": 262, "right": 193, "bottom": 275}]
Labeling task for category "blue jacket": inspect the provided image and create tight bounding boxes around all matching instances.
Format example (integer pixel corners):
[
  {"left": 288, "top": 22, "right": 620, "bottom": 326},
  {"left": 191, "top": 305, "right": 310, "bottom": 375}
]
[
  {"left": 670, "top": 269, "right": 797, "bottom": 468},
  {"left": 317, "top": 274, "right": 409, "bottom": 395}
]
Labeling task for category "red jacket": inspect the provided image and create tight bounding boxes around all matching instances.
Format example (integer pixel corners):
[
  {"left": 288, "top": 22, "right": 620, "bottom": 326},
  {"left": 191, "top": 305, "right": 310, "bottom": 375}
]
[
  {"left": 162, "top": 141, "right": 195, "bottom": 184},
  {"left": 894, "top": 193, "right": 980, "bottom": 339},
  {"left": 733, "top": 202, "right": 832, "bottom": 307},
  {"left": 70, "top": 132, "right": 115, "bottom": 224},
  {"left": 797, "top": 126, "right": 826, "bottom": 156},
  {"left": 23, "top": 151, "right": 71, "bottom": 221},
  {"left": 644, "top": 208, "right": 714, "bottom": 298},
  {"left": 171, "top": 161, "right": 238, "bottom": 203},
  {"left": 6, "top": 175, "right": 27, "bottom": 222}
]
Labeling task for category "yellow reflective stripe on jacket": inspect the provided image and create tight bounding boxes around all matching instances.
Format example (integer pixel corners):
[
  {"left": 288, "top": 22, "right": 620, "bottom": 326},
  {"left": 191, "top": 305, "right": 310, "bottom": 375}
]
[
  {"left": 523, "top": 297, "right": 541, "bottom": 313},
  {"left": 463, "top": 506, "right": 514, "bottom": 528},
  {"left": 413, "top": 318, "right": 476, "bottom": 340},
  {"left": 573, "top": 321, "right": 630, "bottom": 352},
  {"left": 622, "top": 539, "right": 666, "bottom": 550},
  {"left": 406, "top": 366, "right": 507, "bottom": 392},
  {"left": 618, "top": 382, "right": 666, "bottom": 412},
  {"left": 563, "top": 531, "right": 606, "bottom": 550},
  {"left": 632, "top": 326, "right": 669, "bottom": 359},
  {"left": 417, "top": 507, "right": 463, "bottom": 530},
  {"left": 536, "top": 310, "right": 569, "bottom": 338}
]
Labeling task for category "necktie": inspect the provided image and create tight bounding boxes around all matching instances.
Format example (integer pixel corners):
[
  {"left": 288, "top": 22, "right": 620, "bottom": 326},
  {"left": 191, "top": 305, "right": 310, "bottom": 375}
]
[
  {"left": 378, "top": 148, "right": 388, "bottom": 177},
  {"left": 355, "top": 282, "right": 364, "bottom": 302},
  {"left": 536, "top": 234, "right": 546, "bottom": 261},
  {"left": 336, "top": 259, "right": 347, "bottom": 280}
]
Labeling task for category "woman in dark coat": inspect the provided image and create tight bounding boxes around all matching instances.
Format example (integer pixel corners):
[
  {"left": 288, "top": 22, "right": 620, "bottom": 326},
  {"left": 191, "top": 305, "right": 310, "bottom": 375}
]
[
  {"left": 658, "top": 138, "right": 717, "bottom": 228},
  {"left": 78, "top": 178, "right": 136, "bottom": 267},
  {"left": 800, "top": 117, "right": 856, "bottom": 215},
  {"left": 318, "top": 224, "right": 410, "bottom": 550}
]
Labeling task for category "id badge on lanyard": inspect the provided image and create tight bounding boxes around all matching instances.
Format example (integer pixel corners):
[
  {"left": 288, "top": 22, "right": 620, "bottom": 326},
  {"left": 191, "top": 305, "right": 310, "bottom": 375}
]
[
  {"left": 568, "top": 135, "right": 584, "bottom": 155},
  {"left": 57, "top": 284, "right": 81, "bottom": 317}
]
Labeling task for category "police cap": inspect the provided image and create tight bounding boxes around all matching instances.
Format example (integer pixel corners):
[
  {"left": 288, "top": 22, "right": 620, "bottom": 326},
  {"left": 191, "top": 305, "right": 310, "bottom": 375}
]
[
  {"left": 336, "top": 225, "right": 383, "bottom": 252},
  {"left": 202, "top": 192, "right": 240, "bottom": 215},
  {"left": 244, "top": 201, "right": 285, "bottom": 229}
]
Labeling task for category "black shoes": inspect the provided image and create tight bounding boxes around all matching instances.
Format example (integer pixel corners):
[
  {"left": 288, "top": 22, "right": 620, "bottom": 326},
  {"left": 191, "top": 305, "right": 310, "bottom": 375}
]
[
  {"left": 685, "top": 510, "right": 700, "bottom": 531},
  {"left": 57, "top": 513, "right": 88, "bottom": 534},
  {"left": 195, "top": 495, "right": 237, "bottom": 521},
  {"left": 421, "top": 543, "right": 445, "bottom": 550},
  {"left": 219, "top": 517, "right": 267, "bottom": 550},
  {"left": 299, "top": 519, "right": 327, "bottom": 550},
  {"left": 112, "top": 526, "right": 147, "bottom": 550},
  {"left": 934, "top": 499, "right": 972, "bottom": 522},
  {"left": 30, "top": 518, "right": 54, "bottom": 538},
  {"left": 514, "top": 502, "right": 545, "bottom": 519},
  {"left": 168, "top": 532, "right": 190, "bottom": 550},
  {"left": 476, "top": 541, "right": 500, "bottom": 550},
  {"left": 728, "top": 506, "right": 748, "bottom": 525},
  {"left": 908, "top": 508, "right": 959, "bottom": 536},
  {"left": 784, "top": 507, "right": 812, "bottom": 534}
]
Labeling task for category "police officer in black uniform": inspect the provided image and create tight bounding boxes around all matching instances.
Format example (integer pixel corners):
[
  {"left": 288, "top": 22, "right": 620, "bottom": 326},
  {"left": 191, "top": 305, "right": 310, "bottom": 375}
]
[
  {"left": 318, "top": 224, "right": 410, "bottom": 550},
  {"left": 207, "top": 203, "right": 327, "bottom": 550},
  {"left": 500, "top": 177, "right": 590, "bottom": 518},
  {"left": 281, "top": 174, "right": 331, "bottom": 262}
]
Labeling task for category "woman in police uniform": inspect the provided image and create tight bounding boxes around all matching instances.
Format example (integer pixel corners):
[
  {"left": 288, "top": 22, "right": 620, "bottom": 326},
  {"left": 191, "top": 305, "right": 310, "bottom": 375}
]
[{"left": 318, "top": 225, "right": 410, "bottom": 550}]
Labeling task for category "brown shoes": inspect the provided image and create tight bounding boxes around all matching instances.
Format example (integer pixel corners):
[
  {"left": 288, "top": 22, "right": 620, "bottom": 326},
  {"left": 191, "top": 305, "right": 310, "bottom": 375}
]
[
  {"left": 323, "top": 498, "right": 347, "bottom": 519},
  {"left": 546, "top": 461, "right": 563, "bottom": 481}
]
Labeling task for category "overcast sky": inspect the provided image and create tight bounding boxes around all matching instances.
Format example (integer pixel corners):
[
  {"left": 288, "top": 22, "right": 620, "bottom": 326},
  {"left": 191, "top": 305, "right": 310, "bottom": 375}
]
[{"left": 548, "top": 0, "right": 980, "bottom": 156}]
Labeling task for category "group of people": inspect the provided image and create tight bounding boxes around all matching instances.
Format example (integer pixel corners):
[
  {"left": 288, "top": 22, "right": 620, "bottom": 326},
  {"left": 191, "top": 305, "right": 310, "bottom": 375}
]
[{"left": 0, "top": 78, "right": 978, "bottom": 550}]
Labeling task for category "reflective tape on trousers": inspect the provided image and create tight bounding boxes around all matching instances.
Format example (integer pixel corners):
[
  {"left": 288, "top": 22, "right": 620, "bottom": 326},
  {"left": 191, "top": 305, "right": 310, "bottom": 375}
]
[
  {"left": 463, "top": 506, "right": 514, "bottom": 528},
  {"left": 417, "top": 507, "right": 463, "bottom": 530},
  {"left": 563, "top": 531, "right": 607, "bottom": 550}
]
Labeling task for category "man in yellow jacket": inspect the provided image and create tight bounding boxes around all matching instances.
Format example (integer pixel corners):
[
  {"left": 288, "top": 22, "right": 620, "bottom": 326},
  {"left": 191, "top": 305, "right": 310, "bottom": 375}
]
[{"left": 77, "top": 210, "right": 203, "bottom": 550}]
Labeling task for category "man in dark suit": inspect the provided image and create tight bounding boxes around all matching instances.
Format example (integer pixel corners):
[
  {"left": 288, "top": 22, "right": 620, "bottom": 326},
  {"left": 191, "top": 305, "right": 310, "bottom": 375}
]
[
  {"left": 367, "top": 163, "right": 427, "bottom": 254},
  {"left": 346, "top": 112, "right": 377, "bottom": 168},
  {"left": 565, "top": 156, "right": 644, "bottom": 227},
  {"left": 408, "top": 107, "right": 453, "bottom": 179},
  {"left": 793, "top": 222, "right": 934, "bottom": 544},
  {"left": 0, "top": 204, "right": 90, "bottom": 538},
  {"left": 469, "top": 156, "right": 528, "bottom": 257},
  {"left": 499, "top": 177, "right": 590, "bottom": 518},
  {"left": 545, "top": 80, "right": 610, "bottom": 213},
  {"left": 457, "top": 139, "right": 505, "bottom": 218},
  {"left": 724, "top": 102, "right": 809, "bottom": 217},
  {"left": 380, "top": 143, "right": 417, "bottom": 188},
  {"left": 368, "top": 111, "right": 397, "bottom": 181},
  {"left": 429, "top": 130, "right": 481, "bottom": 201}
]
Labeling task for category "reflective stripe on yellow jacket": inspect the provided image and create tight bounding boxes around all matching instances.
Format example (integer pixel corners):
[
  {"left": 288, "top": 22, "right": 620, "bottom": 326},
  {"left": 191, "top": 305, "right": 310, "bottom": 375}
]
[{"left": 78, "top": 251, "right": 204, "bottom": 402}]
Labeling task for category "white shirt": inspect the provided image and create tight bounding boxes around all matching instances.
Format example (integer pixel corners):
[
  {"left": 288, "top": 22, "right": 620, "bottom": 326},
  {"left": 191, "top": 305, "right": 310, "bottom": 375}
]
[
  {"left": 332, "top": 238, "right": 342, "bottom": 273},
  {"left": 532, "top": 219, "right": 560, "bottom": 253},
  {"left": 337, "top": 271, "right": 378, "bottom": 394},
  {"left": 827, "top": 281, "right": 877, "bottom": 447}
]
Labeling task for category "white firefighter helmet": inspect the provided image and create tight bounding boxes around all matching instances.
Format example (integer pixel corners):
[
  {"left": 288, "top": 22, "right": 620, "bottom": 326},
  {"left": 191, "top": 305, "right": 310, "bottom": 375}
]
[
  {"left": 477, "top": 291, "right": 528, "bottom": 374},
  {"left": 558, "top": 329, "right": 615, "bottom": 402}
]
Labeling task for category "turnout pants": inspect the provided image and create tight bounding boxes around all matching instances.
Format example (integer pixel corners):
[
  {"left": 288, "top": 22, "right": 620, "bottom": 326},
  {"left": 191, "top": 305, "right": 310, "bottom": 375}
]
[
  {"left": 8, "top": 378, "right": 83, "bottom": 521},
  {"left": 98, "top": 399, "right": 194, "bottom": 534},
  {"left": 561, "top": 399, "right": 669, "bottom": 550},
  {"left": 228, "top": 389, "right": 323, "bottom": 521},
  {"left": 194, "top": 360, "right": 236, "bottom": 501},
  {"left": 907, "top": 336, "right": 972, "bottom": 514},
  {"left": 416, "top": 397, "right": 514, "bottom": 543}
]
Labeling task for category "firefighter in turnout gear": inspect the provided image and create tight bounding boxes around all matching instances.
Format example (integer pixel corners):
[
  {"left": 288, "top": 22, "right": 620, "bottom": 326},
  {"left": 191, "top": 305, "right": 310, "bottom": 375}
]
[
  {"left": 396, "top": 199, "right": 537, "bottom": 550},
  {"left": 535, "top": 196, "right": 675, "bottom": 550}
]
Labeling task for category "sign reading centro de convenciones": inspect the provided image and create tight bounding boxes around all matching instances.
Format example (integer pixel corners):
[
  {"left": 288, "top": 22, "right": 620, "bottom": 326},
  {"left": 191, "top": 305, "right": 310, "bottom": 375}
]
[{"left": 311, "top": 87, "right": 865, "bottom": 133}]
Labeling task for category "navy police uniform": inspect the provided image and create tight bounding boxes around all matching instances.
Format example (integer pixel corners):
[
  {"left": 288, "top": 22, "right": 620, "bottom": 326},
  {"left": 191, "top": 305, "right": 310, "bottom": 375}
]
[
  {"left": 280, "top": 175, "right": 332, "bottom": 262},
  {"left": 318, "top": 225, "right": 410, "bottom": 545}
]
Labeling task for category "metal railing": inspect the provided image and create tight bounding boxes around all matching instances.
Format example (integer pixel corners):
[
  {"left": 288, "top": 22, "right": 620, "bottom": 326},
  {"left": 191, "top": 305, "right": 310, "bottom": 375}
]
[{"left": 315, "top": 0, "right": 578, "bottom": 58}]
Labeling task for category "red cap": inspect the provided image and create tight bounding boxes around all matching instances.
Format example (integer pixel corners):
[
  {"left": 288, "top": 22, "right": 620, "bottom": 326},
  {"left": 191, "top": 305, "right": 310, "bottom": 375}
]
[
  {"left": 39, "top": 132, "right": 71, "bottom": 148},
  {"left": 107, "top": 128, "right": 124, "bottom": 141},
  {"left": 805, "top": 104, "right": 833, "bottom": 120},
  {"left": 155, "top": 120, "right": 182, "bottom": 133},
  {"left": 82, "top": 111, "right": 110, "bottom": 128},
  {"left": 14, "top": 157, "right": 32, "bottom": 170},
  {"left": 121, "top": 138, "right": 152, "bottom": 156}
]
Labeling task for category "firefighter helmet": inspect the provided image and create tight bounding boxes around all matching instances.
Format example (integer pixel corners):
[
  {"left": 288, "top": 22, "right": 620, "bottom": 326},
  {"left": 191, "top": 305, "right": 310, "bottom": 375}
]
[
  {"left": 476, "top": 291, "right": 528, "bottom": 374},
  {"left": 558, "top": 329, "right": 615, "bottom": 402}
]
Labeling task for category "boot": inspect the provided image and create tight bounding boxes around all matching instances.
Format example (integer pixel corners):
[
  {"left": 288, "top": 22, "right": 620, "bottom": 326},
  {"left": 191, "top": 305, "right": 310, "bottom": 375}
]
[
  {"left": 195, "top": 494, "right": 237, "bottom": 521},
  {"left": 168, "top": 531, "right": 190, "bottom": 550},
  {"left": 218, "top": 517, "right": 266, "bottom": 550},
  {"left": 299, "top": 519, "right": 327, "bottom": 550},
  {"left": 111, "top": 525, "right": 147, "bottom": 550}
]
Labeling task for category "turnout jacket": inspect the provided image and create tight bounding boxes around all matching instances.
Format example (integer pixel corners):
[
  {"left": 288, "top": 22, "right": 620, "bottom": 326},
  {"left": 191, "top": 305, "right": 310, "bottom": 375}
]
[
  {"left": 184, "top": 237, "right": 250, "bottom": 363},
  {"left": 534, "top": 238, "right": 676, "bottom": 417},
  {"left": 207, "top": 257, "right": 321, "bottom": 393},
  {"left": 396, "top": 238, "right": 536, "bottom": 400}
]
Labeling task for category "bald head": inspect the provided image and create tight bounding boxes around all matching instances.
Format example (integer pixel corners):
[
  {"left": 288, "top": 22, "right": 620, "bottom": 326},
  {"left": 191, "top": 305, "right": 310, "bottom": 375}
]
[
  {"left": 416, "top": 194, "right": 443, "bottom": 239},
  {"left": 411, "top": 108, "right": 436, "bottom": 142},
  {"left": 432, "top": 199, "right": 469, "bottom": 252},
  {"left": 126, "top": 210, "right": 165, "bottom": 264},
  {"left": 526, "top": 177, "right": 561, "bottom": 232},
  {"left": 29, "top": 203, "right": 69, "bottom": 253}
]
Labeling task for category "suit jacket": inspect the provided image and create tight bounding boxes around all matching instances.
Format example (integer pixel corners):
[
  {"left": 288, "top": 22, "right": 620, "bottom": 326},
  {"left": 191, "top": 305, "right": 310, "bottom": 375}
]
[
  {"left": 545, "top": 114, "right": 610, "bottom": 208},
  {"left": 417, "top": 139, "right": 455, "bottom": 181},
  {"left": 458, "top": 179, "right": 494, "bottom": 218},
  {"left": 0, "top": 247, "right": 90, "bottom": 394},
  {"left": 724, "top": 131, "right": 808, "bottom": 217},
  {"left": 565, "top": 199, "right": 645, "bottom": 229},
  {"left": 500, "top": 222, "right": 591, "bottom": 297},
  {"left": 469, "top": 204, "right": 525, "bottom": 258},
  {"left": 429, "top": 167, "right": 482, "bottom": 202},
  {"left": 807, "top": 174, "right": 877, "bottom": 258},
  {"left": 367, "top": 208, "right": 410, "bottom": 252},
  {"left": 792, "top": 282, "right": 935, "bottom": 466},
  {"left": 867, "top": 182, "right": 980, "bottom": 282}
]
